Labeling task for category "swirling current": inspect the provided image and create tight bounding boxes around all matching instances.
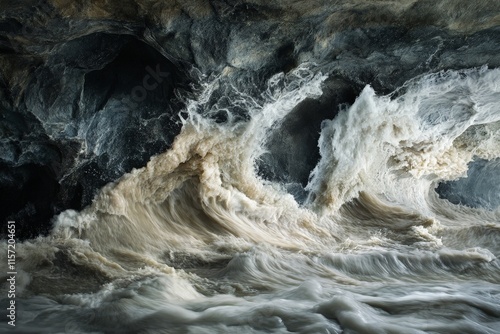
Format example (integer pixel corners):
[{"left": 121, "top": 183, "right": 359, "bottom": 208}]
[{"left": 1, "top": 65, "right": 500, "bottom": 333}]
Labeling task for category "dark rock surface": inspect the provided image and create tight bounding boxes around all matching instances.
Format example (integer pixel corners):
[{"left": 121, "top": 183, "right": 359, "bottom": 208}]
[
  {"left": 1, "top": 0, "right": 499, "bottom": 238},
  {"left": 437, "top": 158, "right": 500, "bottom": 210}
]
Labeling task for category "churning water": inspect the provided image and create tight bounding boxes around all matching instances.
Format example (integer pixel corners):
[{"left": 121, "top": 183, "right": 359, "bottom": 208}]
[{"left": 1, "top": 65, "right": 500, "bottom": 333}]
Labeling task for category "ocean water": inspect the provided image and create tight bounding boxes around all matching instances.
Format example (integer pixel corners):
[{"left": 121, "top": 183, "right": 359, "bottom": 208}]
[{"left": 1, "top": 65, "right": 500, "bottom": 333}]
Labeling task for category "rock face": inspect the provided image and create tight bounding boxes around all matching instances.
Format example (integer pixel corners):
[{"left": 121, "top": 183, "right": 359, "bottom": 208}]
[
  {"left": 437, "top": 158, "right": 500, "bottom": 210},
  {"left": 1, "top": 0, "right": 499, "bottom": 238}
]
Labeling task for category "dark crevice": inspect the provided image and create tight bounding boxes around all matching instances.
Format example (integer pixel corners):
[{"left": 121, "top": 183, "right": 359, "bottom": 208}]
[
  {"left": 257, "top": 75, "right": 358, "bottom": 203},
  {"left": 0, "top": 163, "right": 59, "bottom": 239}
]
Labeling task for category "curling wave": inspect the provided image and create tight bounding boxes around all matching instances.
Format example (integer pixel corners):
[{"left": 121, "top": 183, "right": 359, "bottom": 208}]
[{"left": 1, "top": 65, "right": 500, "bottom": 333}]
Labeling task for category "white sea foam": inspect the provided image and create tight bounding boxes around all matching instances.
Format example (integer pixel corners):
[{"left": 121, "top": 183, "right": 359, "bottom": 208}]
[{"left": 1, "top": 66, "right": 499, "bottom": 333}]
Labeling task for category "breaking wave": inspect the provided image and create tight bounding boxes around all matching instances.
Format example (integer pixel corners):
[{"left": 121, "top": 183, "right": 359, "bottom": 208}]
[{"left": 1, "top": 65, "right": 500, "bottom": 333}]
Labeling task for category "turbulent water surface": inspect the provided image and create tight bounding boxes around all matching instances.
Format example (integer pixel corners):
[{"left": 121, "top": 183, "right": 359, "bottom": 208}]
[{"left": 2, "top": 64, "right": 500, "bottom": 333}]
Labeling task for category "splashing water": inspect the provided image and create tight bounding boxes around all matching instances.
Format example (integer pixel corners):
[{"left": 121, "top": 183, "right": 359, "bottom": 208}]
[{"left": 1, "top": 65, "right": 500, "bottom": 334}]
